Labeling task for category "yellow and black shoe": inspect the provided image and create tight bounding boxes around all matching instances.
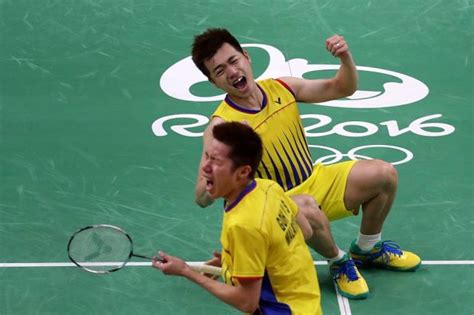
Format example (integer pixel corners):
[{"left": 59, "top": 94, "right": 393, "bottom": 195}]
[{"left": 349, "top": 240, "right": 421, "bottom": 271}]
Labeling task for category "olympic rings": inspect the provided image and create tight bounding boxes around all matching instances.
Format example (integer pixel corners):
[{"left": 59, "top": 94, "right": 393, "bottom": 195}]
[{"left": 309, "top": 144, "right": 414, "bottom": 166}]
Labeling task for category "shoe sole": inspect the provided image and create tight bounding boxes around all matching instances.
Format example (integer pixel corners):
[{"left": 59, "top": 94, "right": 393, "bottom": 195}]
[
  {"left": 351, "top": 258, "right": 422, "bottom": 271},
  {"left": 336, "top": 288, "right": 369, "bottom": 300}
]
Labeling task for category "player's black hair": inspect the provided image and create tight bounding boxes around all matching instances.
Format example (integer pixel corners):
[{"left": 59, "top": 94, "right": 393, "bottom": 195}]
[
  {"left": 212, "top": 122, "right": 262, "bottom": 179},
  {"left": 191, "top": 28, "right": 244, "bottom": 79}
]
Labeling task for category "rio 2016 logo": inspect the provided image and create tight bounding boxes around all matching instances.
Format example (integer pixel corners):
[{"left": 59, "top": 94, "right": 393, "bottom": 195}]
[{"left": 154, "top": 43, "right": 455, "bottom": 165}]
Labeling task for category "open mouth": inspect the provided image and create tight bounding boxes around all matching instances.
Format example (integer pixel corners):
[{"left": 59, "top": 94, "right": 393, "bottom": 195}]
[
  {"left": 205, "top": 179, "right": 214, "bottom": 191},
  {"left": 232, "top": 76, "right": 247, "bottom": 90}
]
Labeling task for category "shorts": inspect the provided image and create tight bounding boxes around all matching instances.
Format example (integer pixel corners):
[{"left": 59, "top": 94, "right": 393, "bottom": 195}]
[{"left": 286, "top": 160, "right": 357, "bottom": 221}]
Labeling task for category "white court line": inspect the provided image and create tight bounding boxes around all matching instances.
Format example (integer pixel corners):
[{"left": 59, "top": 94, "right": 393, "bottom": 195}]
[
  {"left": 0, "top": 260, "right": 473, "bottom": 268},
  {"left": 420, "top": 261, "right": 474, "bottom": 265},
  {"left": 0, "top": 261, "right": 204, "bottom": 268},
  {"left": 334, "top": 282, "right": 352, "bottom": 315},
  {"left": 1, "top": 260, "right": 472, "bottom": 315}
]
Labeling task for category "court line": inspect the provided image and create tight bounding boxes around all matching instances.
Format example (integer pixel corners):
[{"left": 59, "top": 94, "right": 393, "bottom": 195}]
[
  {"left": 419, "top": 261, "right": 474, "bottom": 265},
  {"left": 0, "top": 260, "right": 472, "bottom": 268},
  {"left": 334, "top": 282, "right": 352, "bottom": 315},
  {"left": 2, "top": 260, "right": 471, "bottom": 315}
]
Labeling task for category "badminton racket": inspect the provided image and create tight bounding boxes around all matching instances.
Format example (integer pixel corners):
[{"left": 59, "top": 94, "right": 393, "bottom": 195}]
[{"left": 67, "top": 224, "right": 221, "bottom": 276}]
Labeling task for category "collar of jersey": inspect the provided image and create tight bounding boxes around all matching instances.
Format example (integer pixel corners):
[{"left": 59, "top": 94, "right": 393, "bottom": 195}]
[
  {"left": 224, "top": 84, "right": 267, "bottom": 114},
  {"left": 224, "top": 180, "right": 257, "bottom": 212}
]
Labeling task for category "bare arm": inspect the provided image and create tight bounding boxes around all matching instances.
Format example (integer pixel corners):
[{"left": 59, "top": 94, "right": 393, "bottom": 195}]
[
  {"left": 195, "top": 117, "right": 224, "bottom": 207},
  {"left": 279, "top": 34, "right": 358, "bottom": 103},
  {"left": 153, "top": 252, "right": 261, "bottom": 313},
  {"left": 295, "top": 207, "right": 313, "bottom": 240}
]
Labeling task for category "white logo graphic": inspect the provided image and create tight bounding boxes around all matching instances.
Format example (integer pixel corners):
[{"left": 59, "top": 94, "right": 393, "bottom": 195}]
[
  {"left": 311, "top": 144, "right": 413, "bottom": 165},
  {"left": 155, "top": 43, "right": 454, "bottom": 166},
  {"left": 160, "top": 43, "right": 429, "bottom": 108},
  {"left": 152, "top": 113, "right": 455, "bottom": 138}
]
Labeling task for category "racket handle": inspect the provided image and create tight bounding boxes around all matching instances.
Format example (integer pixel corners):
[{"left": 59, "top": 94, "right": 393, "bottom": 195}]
[{"left": 188, "top": 262, "right": 222, "bottom": 276}]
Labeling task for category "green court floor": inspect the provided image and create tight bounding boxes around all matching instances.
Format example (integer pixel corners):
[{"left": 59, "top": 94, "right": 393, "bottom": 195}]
[{"left": 1, "top": 0, "right": 473, "bottom": 314}]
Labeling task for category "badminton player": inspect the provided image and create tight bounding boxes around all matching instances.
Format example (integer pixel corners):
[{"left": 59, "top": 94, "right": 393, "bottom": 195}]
[{"left": 153, "top": 122, "right": 322, "bottom": 314}]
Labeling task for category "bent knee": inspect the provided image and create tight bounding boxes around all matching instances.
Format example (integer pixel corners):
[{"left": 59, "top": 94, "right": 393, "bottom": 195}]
[
  {"left": 291, "top": 195, "right": 327, "bottom": 229},
  {"left": 374, "top": 160, "right": 398, "bottom": 188},
  {"left": 291, "top": 194, "right": 320, "bottom": 210}
]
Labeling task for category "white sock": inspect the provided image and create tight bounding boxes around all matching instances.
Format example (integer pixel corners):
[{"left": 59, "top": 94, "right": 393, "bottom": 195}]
[
  {"left": 356, "top": 232, "right": 382, "bottom": 252},
  {"left": 328, "top": 248, "right": 346, "bottom": 264}
]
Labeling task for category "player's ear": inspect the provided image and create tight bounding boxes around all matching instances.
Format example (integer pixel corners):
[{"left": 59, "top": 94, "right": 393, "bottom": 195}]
[{"left": 237, "top": 165, "right": 252, "bottom": 180}]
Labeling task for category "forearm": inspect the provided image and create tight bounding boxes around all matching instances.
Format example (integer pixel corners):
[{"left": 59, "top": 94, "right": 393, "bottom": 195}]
[
  {"left": 335, "top": 52, "right": 358, "bottom": 96},
  {"left": 154, "top": 252, "right": 258, "bottom": 312},
  {"left": 296, "top": 210, "right": 313, "bottom": 240},
  {"left": 182, "top": 268, "right": 257, "bottom": 313},
  {"left": 279, "top": 52, "right": 358, "bottom": 103}
]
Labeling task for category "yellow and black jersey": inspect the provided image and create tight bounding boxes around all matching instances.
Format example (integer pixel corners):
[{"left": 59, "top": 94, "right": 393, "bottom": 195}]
[{"left": 212, "top": 78, "right": 313, "bottom": 192}]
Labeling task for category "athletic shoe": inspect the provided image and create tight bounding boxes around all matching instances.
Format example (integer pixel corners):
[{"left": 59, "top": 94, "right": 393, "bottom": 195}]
[
  {"left": 329, "top": 254, "right": 369, "bottom": 299},
  {"left": 349, "top": 240, "right": 421, "bottom": 271}
]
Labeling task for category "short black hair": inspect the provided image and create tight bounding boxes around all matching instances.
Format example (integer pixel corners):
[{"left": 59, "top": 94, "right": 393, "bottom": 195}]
[
  {"left": 212, "top": 122, "right": 262, "bottom": 179},
  {"left": 191, "top": 28, "right": 244, "bottom": 79}
]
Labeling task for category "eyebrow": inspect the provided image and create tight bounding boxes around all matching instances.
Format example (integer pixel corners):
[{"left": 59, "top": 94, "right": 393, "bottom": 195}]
[
  {"left": 212, "top": 64, "right": 223, "bottom": 74},
  {"left": 211, "top": 55, "right": 238, "bottom": 74}
]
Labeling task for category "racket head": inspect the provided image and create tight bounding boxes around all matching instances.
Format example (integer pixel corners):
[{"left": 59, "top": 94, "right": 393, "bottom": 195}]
[{"left": 67, "top": 224, "right": 134, "bottom": 274}]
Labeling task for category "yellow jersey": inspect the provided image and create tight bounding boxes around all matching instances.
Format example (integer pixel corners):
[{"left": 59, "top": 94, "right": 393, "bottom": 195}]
[
  {"left": 212, "top": 79, "right": 313, "bottom": 192},
  {"left": 220, "top": 178, "right": 321, "bottom": 315}
]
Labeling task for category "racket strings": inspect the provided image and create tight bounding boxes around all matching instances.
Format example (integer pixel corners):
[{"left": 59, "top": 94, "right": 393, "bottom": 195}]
[{"left": 68, "top": 226, "right": 133, "bottom": 272}]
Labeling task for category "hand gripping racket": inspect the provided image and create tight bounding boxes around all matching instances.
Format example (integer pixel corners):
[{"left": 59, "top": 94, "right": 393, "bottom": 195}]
[{"left": 67, "top": 224, "right": 221, "bottom": 276}]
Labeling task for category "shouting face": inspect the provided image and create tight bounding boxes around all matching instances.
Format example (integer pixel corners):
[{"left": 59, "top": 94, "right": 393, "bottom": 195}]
[
  {"left": 201, "top": 137, "right": 249, "bottom": 203},
  {"left": 204, "top": 43, "right": 257, "bottom": 100}
]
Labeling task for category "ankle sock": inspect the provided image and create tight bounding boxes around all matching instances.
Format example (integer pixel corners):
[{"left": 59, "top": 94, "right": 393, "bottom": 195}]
[
  {"left": 356, "top": 232, "right": 382, "bottom": 252},
  {"left": 328, "top": 248, "right": 346, "bottom": 264}
]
